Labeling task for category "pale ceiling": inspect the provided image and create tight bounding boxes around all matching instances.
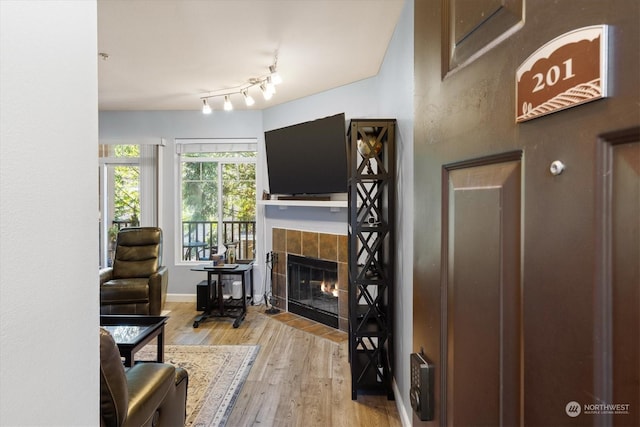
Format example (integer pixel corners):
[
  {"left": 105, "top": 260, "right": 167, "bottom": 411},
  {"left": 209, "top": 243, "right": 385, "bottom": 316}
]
[{"left": 97, "top": 0, "right": 405, "bottom": 111}]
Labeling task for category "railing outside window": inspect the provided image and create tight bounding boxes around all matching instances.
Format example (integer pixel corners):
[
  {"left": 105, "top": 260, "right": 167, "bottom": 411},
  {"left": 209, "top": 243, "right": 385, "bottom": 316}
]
[
  {"left": 112, "top": 219, "right": 138, "bottom": 230},
  {"left": 182, "top": 220, "right": 255, "bottom": 261}
]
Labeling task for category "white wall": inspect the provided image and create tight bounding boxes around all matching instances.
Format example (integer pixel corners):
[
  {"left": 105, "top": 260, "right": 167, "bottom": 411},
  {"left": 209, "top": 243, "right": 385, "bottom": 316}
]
[{"left": 0, "top": 1, "right": 98, "bottom": 424}]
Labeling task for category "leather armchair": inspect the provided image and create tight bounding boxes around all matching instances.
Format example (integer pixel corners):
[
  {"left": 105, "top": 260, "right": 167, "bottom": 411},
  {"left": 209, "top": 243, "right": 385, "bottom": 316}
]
[
  {"left": 100, "top": 327, "right": 188, "bottom": 427},
  {"left": 100, "top": 227, "right": 168, "bottom": 315}
]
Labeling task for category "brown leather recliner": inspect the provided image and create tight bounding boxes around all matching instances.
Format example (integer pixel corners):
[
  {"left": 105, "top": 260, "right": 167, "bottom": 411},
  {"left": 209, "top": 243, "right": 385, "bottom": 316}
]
[
  {"left": 100, "top": 327, "right": 188, "bottom": 427},
  {"left": 100, "top": 227, "right": 168, "bottom": 315}
]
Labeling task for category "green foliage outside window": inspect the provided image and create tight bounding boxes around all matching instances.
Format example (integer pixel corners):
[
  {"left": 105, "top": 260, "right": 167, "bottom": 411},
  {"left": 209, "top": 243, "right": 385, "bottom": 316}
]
[
  {"left": 114, "top": 165, "right": 140, "bottom": 224},
  {"left": 181, "top": 151, "right": 256, "bottom": 223},
  {"left": 113, "top": 145, "right": 139, "bottom": 158},
  {"left": 112, "top": 145, "right": 140, "bottom": 225},
  {"left": 222, "top": 162, "right": 256, "bottom": 221}
]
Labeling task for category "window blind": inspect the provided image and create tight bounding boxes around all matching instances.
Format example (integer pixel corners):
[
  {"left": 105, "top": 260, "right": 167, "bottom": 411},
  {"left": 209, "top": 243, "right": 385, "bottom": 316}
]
[{"left": 175, "top": 138, "right": 257, "bottom": 154}]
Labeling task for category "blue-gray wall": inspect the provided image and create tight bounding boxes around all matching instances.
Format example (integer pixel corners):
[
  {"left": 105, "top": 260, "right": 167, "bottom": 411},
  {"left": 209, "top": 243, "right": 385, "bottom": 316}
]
[
  {"left": 99, "top": 110, "right": 266, "bottom": 298},
  {"left": 377, "top": 0, "right": 414, "bottom": 422}
]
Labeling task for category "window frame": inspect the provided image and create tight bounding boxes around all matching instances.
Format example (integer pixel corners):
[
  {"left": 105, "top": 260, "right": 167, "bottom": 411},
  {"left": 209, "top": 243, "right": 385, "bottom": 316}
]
[
  {"left": 99, "top": 143, "right": 160, "bottom": 268},
  {"left": 175, "top": 138, "right": 257, "bottom": 265}
]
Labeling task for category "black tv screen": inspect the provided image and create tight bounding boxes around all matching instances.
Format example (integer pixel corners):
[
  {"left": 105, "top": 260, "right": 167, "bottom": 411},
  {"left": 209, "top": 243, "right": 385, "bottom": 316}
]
[{"left": 265, "top": 113, "right": 347, "bottom": 196}]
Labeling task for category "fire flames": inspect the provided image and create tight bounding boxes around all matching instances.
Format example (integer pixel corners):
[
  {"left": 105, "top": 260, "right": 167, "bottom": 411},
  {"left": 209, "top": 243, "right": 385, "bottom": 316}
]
[{"left": 321, "top": 281, "right": 339, "bottom": 297}]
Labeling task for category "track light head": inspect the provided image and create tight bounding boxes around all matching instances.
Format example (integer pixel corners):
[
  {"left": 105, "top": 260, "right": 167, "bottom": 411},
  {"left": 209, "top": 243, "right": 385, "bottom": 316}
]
[
  {"left": 202, "top": 99, "right": 212, "bottom": 114},
  {"left": 260, "top": 83, "right": 273, "bottom": 100},
  {"left": 265, "top": 76, "right": 276, "bottom": 95},
  {"left": 242, "top": 89, "right": 255, "bottom": 106},
  {"left": 223, "top": 95, "right": 233, "bottom": 111},
  {"left": 269, "top": 65, "right": 282, "bottom": 85}
]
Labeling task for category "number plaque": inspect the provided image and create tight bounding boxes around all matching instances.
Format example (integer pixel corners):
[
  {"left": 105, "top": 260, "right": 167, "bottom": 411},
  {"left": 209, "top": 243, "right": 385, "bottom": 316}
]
[{"left": 516, "top": 25, "right": 608, "bottom": 123}]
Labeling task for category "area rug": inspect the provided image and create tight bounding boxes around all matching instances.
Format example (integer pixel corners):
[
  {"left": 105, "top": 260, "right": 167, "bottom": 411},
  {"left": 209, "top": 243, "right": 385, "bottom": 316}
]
[{"left": 137, "top": 344, "right": 259, "bottom": 427}]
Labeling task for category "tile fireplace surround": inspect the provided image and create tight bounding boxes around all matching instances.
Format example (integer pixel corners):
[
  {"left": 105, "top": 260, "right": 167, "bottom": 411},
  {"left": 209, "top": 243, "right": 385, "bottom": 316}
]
[{"left": 271, "top": 228, "right": 348, "bottom": 332}]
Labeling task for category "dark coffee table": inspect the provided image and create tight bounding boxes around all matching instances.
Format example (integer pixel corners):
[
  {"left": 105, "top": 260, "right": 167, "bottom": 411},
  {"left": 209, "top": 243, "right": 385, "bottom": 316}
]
[{"left": 100, "top": 315, "right": 167, "bottom": 367}]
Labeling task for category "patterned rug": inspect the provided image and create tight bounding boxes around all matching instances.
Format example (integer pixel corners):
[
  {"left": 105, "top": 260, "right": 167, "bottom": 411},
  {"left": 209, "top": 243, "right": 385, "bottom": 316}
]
[{"left": 138, "top": 344, "right": 259, "bottom": 427}]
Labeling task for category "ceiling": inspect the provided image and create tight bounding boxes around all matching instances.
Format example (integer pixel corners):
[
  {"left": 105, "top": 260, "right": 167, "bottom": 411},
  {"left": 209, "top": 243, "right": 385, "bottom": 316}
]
[{"left": 97, "top": 0, "right": 405, "bottom": 112}]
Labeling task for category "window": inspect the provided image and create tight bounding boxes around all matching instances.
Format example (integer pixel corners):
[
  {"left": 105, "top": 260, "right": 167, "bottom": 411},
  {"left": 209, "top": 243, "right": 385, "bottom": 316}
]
[
  {"left": 177, "top": 139, "right": 257, "bottom": 262},
  {"left": 99, "top": 143, "right": 161, "bottom": 268}
]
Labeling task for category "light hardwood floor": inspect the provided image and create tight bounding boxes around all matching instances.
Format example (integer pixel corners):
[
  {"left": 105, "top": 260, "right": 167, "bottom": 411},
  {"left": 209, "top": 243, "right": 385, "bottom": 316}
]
[{"left": 162, "top": 301, "right": 402, "bottom": 427}]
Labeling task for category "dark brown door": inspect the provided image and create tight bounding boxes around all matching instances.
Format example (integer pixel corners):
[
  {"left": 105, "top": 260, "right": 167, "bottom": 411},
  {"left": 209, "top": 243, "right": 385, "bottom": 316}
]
[{"left": 413, "top": 1, "right": 639, "bottom": 426}]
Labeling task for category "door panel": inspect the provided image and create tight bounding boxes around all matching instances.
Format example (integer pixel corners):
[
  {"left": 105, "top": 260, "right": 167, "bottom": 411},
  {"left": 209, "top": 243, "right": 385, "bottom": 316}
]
[
  {"left": 610, "top": 136, "right": 639, "bottom": 426},
  {"left": 596, "top": 129, "right": 640, "bottom": 426},
  {"left": 444, "top": 0, "right": 524, "bottom": 72},
  {"left": 443, "top": 155, "right": 522, "bottom": 426}
]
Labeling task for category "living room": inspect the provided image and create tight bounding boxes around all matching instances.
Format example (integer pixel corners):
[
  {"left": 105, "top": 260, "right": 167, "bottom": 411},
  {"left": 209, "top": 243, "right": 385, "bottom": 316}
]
[{"left": 96, "top": 1, "right": 414, "bottom": 423}]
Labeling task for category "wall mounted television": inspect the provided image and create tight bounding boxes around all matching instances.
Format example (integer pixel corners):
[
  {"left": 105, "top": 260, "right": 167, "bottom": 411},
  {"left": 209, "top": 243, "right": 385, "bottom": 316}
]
[{"left": 264, "top": 113, "right": 347, "bottom": 197}]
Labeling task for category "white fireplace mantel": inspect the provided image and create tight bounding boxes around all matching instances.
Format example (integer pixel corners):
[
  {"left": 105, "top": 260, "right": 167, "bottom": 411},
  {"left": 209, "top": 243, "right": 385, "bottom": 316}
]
[{"left": 258, "top": 199, "right": 347, "bottom": 211}]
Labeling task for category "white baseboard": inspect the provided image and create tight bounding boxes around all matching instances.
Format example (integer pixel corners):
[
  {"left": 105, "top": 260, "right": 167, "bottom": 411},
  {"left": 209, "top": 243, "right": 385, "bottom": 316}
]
[
  {"left": 392, "top": 377, "right": 412, "bottom": 427},
  {"left": 166, "top": 293, "right": 196, "bottom": 303},
  {"left": 167, "top": 293, "right": 263, "bottom": 304}
]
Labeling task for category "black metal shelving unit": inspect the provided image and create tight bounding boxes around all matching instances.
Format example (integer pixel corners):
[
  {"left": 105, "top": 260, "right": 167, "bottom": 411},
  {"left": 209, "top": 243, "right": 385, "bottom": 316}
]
[{"left": 347, "top": 119, "right": 396, "bottom": 400}]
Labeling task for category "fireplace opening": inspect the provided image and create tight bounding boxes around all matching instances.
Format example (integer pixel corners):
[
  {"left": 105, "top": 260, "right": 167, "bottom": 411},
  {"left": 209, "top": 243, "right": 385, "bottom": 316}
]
[{"left": 287, "top": 254, "right": 339, "bottom": 328}]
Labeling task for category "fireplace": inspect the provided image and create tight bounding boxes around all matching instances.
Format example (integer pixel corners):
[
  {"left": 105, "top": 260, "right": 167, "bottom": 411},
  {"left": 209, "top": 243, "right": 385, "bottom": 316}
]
[
  {"left": 287, "top": 254, "right": 339, "bottom": 328},
  {"left": 272, "top": 228, "right": 348, "bottom": 331}
]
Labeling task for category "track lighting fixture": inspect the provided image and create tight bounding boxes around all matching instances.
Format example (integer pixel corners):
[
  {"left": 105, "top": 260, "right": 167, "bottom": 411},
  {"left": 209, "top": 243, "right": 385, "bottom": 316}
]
[{"left": 199, "top": 55, "right": 281, "bottom": 113}]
